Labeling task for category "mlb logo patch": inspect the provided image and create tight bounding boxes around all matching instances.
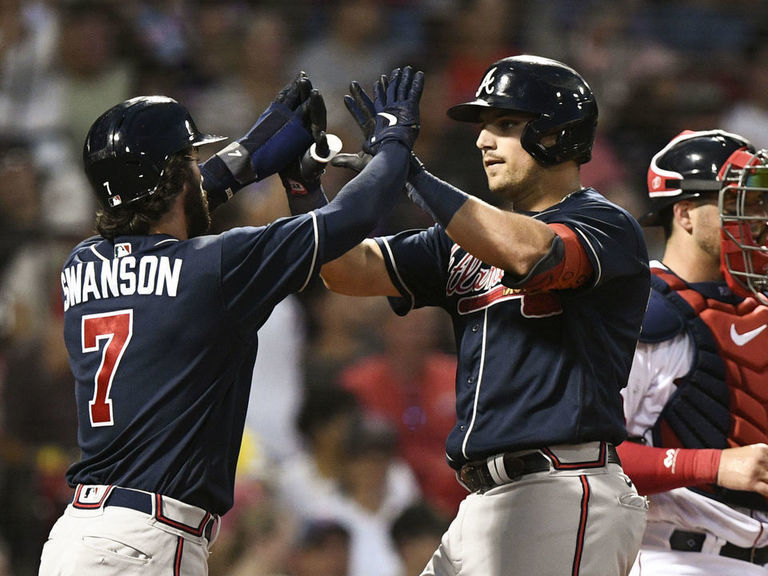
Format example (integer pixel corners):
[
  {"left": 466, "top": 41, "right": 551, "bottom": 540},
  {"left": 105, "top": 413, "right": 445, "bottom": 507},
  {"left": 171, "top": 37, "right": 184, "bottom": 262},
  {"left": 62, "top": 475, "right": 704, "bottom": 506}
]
[
  {"left": 73, "top": 484, "right": 112, "bottom": 508},
  {"left": 114, "top": 243, "right": 132, "bottom": 258}
]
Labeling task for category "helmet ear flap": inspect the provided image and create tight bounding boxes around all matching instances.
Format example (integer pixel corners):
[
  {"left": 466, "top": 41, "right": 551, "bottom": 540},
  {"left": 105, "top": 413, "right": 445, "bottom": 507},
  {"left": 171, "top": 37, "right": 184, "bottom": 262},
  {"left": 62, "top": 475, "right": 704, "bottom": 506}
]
[
  {"left": 520, "top": 119, "right": 553, "bottom": 166},
  {"left": 521, "top": 116, "right": 596, "bottom": 166}
]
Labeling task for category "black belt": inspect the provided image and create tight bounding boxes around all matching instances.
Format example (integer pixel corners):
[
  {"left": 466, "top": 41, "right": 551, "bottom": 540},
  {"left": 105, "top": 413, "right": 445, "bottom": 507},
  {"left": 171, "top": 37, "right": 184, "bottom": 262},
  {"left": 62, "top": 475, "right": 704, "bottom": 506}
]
[
  {"left": 459, "top": 443, "right": 621, "bottom": 493},
  {"left": 104, "top": 487, "right": 216, "bottom": 541},
  {"left": 670, "top": 530, "right": 768, "bottom": 565}
]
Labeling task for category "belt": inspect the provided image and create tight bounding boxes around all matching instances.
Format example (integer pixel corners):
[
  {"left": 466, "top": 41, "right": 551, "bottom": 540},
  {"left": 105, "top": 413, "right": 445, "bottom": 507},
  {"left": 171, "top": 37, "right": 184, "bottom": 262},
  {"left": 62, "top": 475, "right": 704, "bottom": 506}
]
[
  {"left": 459, "top": 442, "right": 621, "bottom": 493},
  {"left": 670, "top": 530, "right": 768, "bottom": 565},
  {"left": 73, "top": 485, "right": 218, "bottom": 541}
]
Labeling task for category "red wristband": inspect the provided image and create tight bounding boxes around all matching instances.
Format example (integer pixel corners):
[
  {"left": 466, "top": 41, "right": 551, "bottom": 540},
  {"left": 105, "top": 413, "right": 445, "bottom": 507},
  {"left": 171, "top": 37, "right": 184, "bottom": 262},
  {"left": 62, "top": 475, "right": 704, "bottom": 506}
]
[{"left": 617, "top": 442, "right": 721, "bottom": 495}]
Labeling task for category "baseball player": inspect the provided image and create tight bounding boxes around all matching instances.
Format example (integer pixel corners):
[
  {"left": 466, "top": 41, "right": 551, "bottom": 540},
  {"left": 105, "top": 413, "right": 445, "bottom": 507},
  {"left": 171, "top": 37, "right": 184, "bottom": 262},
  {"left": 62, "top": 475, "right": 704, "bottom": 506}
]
[
  {"left": 290, "top": 55, "right": 651, "bottom": 576},
  {"left": 38, "top": 67, "right": 423, "bottom": 576},
  {"left": 618, "top": 129, "right": 768, "bottom": 575}
]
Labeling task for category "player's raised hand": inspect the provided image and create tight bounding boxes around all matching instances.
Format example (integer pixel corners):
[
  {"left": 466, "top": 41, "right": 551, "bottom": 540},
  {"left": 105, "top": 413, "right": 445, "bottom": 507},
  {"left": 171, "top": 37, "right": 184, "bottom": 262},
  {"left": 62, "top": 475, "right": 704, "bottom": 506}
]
[
  {"left": 200, "top": 72, "right": 317, "bottom": 209},
  {"left": 280, "top": 89, "right": 344, "bottom": 215},
  {"left": 344, "top": 66, "right": 423, "bottom": 156},
  {"left": 717, "top": 443, "right": 768, "bottom": 498}
]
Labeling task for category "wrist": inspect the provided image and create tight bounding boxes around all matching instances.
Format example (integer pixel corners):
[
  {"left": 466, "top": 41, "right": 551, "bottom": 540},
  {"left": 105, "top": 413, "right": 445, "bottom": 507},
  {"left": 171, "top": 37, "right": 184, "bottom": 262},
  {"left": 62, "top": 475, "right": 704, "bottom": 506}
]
[{"left": 408, "top": 167, "right": 469, "bottom": 228}]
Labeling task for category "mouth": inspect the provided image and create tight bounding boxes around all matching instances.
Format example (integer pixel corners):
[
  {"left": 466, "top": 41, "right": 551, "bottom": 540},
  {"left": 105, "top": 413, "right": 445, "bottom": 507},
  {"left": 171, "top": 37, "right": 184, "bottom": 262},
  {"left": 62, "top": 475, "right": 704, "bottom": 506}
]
[{"left": 484, "top": 156, "right": 503, "bottom": 169}]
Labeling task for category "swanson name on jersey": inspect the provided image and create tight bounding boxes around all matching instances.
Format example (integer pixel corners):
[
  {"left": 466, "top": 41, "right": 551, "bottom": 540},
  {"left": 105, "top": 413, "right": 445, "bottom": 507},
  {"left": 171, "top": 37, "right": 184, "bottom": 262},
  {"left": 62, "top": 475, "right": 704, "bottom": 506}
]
[{"left": 61, "top": 255, "right": 183, "bottom": 311}]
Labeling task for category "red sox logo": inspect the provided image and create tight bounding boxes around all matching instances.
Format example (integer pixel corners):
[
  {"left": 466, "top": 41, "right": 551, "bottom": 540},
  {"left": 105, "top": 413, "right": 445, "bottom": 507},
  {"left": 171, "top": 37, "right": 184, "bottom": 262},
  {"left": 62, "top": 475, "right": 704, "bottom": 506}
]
[{"left": 446, "top": 245, "right": 562, "bottom": 317}]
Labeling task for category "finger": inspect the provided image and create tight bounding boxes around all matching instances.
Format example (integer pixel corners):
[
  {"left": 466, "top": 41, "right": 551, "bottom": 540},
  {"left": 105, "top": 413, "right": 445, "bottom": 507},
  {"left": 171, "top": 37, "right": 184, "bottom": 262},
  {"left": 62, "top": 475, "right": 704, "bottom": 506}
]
[
  {"left": 314, "top": 131, "right": 330, "bottom": 159},
  {"left": 299, "top": 77, "right": 313, "bottom": 103},
  {"left": 350, "top": 81, "right": 376, "bottom": 115},
  {"left": 343, "top": 94, "right": 370, "bottom": 132},
  {"left": 387, "top": 67, "right": 402, "bottom": 104},
  {"left": 278, "top": 71, "right": 306, "bottom": 106},
  {"left": 410, "top": 70, "right": 425, "bottom": 103},
  {"left": 399, "top": 66, "right": 413, "bottom": 101},
  {"left": 330, "top": 152, "right": 371, "bottom": 174},
  {"left": 308, "top": 90, "right": 327, "bottom": 136}
]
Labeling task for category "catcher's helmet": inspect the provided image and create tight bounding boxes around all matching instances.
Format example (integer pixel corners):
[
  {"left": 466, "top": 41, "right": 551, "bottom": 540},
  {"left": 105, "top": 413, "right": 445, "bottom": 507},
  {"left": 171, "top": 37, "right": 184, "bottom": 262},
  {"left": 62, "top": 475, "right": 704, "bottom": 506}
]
[
  {"left": 641, "top": 129, "right": 754, "bottom": 226},
  {"left": 718, "top": 147, "right": 768, "bottom": 304},
  {"left": 83, "top": 96, "right": 226, "bottom": 209},
  {"left": 446, "top": 55, "right": 598, "bottom": 166}
]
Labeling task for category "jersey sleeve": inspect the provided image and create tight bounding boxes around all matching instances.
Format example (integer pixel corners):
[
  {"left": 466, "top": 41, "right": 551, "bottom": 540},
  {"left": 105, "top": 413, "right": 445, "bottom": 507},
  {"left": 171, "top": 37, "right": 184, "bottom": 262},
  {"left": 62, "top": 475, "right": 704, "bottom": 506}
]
[
  {"left": 218, "top": 213, "right": 321, "bottom": 329},
  {"left": 374, "top": 226, "right": 453, "bottom": 315},
  {"left": 549, "top": 191, "right": 649, "bottom": 290}
]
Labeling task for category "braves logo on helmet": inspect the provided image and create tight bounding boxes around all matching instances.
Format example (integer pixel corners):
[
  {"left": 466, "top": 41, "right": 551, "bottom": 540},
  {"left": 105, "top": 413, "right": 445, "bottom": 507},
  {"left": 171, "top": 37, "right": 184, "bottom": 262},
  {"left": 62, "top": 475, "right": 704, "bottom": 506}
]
[{"left": 476, "top": 67, "right": 497, "bottom": 98}]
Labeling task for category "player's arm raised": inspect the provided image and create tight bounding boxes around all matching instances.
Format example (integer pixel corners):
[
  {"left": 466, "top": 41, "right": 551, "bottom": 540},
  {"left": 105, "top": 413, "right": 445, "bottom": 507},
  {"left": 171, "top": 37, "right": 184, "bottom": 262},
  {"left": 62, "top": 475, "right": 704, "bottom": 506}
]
[
  {"left": 333, "top": 78, "right": 560, "bottom": 281},
  {"left": 407, "top": 162, "right": 556, "bottom": 278}
]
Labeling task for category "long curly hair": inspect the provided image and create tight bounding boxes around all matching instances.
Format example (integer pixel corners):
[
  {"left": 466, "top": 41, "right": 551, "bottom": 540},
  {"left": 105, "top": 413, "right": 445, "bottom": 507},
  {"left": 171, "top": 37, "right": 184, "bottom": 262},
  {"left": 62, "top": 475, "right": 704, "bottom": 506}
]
[{"left": 95, "top": 150, "right": 194, "bottom": 240}]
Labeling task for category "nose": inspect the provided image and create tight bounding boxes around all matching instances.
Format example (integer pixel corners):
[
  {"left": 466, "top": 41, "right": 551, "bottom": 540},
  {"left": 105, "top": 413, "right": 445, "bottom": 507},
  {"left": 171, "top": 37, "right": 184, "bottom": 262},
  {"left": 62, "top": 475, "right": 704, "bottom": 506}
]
[{"left": 476, "top": 127, "right": 494, "bottom": 151}]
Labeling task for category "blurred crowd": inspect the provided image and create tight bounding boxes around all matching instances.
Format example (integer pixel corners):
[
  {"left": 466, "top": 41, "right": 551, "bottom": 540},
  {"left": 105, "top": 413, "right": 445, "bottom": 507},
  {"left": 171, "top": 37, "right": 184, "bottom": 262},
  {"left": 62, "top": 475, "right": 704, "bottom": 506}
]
[{"left": 1, "top": 0, "right": 767, "bottom": 574}]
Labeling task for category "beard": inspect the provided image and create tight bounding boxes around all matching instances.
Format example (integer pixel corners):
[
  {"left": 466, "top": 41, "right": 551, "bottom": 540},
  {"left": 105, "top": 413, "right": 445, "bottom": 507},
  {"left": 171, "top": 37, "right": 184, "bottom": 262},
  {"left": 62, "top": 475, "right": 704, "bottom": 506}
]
[{"left": 184, "top": 183, "right": 212, "bottom": 238}]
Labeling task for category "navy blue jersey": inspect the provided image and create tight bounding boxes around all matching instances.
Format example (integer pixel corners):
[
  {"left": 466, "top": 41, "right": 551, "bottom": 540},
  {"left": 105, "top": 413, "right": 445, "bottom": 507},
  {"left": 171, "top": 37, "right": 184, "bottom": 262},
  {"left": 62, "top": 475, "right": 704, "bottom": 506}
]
[
  {"left": 61, "top": 213, "right": 324, "bottom": 514},
  {"left": 376, "top": 188, "right": 650, "bottom": 468}
]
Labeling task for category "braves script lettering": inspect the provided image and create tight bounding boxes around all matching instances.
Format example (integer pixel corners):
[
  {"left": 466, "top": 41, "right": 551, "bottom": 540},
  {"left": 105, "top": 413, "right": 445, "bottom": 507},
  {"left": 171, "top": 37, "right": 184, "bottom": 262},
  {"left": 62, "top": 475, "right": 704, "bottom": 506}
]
[{"left": 446, "top": 245, "right": 562, "bottom": 317}]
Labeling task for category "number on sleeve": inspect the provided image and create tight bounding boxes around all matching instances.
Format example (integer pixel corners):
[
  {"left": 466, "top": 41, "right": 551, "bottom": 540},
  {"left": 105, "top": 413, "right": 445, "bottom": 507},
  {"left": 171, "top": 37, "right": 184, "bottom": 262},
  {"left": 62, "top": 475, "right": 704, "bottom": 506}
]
[{"left": 81, "top": 310, "right": 133, "bottom": 427}]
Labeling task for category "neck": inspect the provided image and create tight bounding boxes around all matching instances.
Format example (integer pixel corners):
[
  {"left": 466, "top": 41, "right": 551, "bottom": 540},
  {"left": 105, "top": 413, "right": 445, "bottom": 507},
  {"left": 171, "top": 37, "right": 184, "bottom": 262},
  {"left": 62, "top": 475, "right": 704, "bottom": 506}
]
[
  {"left": 661, "top": 238, "right": 722, "bottom": 283},
  {"left": 513, "top": 166, "right": 582, "bottom": 212},
  {"left": 149, "top": 193, "right": 188, "bottom": 240}
]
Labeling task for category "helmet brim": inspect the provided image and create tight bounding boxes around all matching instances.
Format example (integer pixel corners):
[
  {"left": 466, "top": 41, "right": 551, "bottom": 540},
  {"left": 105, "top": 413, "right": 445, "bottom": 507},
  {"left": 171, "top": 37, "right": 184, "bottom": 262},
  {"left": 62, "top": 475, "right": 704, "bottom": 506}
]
[
  {"left": 446, "top": 101, "right": 492, "bottom": 123},
  {"left": 192, "top": 133, "right": 227, "bottom": 147}
]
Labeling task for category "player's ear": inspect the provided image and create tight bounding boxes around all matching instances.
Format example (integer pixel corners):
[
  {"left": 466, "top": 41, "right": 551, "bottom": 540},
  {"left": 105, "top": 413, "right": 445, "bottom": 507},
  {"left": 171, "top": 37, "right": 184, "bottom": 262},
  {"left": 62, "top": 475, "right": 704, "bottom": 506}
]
[{"left": 672, "top": 200, "right": 695, "bottom": 234}]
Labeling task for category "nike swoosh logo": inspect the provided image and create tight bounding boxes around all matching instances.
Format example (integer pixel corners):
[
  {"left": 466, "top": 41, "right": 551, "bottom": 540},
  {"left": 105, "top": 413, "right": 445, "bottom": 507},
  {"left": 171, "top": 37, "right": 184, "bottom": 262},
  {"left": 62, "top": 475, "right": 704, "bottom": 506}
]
[
  {"left": 730, "top": 323, "right": 767, "bottom": 346},
  {"left": 377, "top": 112, "right": 398, "bottom": 126},
  {"left": 227, "top": 149, "right": 243, "bottom": 157}
]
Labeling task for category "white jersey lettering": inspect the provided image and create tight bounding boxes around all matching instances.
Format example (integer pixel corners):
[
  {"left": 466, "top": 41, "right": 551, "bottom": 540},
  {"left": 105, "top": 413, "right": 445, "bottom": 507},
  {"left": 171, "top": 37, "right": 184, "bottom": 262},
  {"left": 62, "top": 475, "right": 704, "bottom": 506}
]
[{"left": 61, "top": 256, "right": 183, "bottom": 311}]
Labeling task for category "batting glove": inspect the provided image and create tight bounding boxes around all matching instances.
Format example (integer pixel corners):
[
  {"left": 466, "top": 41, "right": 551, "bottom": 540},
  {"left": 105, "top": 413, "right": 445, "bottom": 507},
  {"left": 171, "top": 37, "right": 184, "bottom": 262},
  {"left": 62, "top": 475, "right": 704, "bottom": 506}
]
[
  {"left": 201, "top": 72, "right": 316, "bottom": 210},
  {"left": 344, "top": 66, "right": 423, "bottom": 156},
  {"left": 280, "top": 89, "right": 343, "bottom": 214}
]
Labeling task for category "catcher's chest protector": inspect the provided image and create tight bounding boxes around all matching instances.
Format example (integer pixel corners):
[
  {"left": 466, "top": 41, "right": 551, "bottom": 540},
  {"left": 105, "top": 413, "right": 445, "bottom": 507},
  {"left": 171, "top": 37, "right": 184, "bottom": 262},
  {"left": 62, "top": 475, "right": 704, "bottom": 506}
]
[{"left": 650, "top": 268, "right": 768, "bottom": 509}]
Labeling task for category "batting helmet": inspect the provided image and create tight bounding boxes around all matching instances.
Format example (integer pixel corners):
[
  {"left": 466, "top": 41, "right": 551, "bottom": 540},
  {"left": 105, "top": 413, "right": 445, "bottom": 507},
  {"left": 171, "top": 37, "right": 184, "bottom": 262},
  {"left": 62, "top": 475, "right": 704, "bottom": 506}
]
[
  {"left": 446, "top": 55, "right": 598, "bottom": 166},
  {"left": 83, "top": 96, "right": 226, "bottom": 209},
  {"left": 641, "top": 129, "right": 754, "bottom": 226}
]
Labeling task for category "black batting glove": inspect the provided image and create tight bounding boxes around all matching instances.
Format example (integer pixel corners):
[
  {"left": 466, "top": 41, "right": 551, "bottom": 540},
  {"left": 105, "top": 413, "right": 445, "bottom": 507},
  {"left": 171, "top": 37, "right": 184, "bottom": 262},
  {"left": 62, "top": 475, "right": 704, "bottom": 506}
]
[
  {"left": 344, "top": 66, "right": 423, "bottom": 156},
  {"left": 201, "top": 72, "right": 316, "bottom": 210},
  {"left": 280, "top": 90, "right": 339, "bottom": 214}
]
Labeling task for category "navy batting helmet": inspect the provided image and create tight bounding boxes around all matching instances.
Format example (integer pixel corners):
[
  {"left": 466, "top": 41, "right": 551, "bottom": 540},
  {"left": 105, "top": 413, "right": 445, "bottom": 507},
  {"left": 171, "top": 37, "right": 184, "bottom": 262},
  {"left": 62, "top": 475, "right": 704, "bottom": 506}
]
[
  {"left": 446, "top": 55, "right": 598, "bottom": 166},
  {"left": 83, "top": 96, "right": 226, "bottom": 209},
  {"left": 641, "top": 129, "right": 754, "bottom": 226}
]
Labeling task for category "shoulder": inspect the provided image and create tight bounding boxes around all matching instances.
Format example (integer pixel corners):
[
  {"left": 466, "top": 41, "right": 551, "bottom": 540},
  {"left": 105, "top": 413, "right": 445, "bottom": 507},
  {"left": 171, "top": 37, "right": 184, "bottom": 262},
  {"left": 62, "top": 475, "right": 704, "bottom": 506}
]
[{"left": 640, "top": 264, "right": 686, "bottom": 343}]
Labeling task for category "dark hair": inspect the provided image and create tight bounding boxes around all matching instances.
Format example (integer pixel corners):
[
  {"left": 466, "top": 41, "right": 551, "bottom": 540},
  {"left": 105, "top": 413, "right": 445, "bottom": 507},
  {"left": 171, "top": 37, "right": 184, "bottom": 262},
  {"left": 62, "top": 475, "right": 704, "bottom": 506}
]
[
  {"left": 95, "top": 149, "right": 193, "bottom": 240},
  {"left": 296, "top": 384, "right": 360, "bottom": 442},
  {"left": 390, "top": 502, "right": 450, "bottom": 547}
]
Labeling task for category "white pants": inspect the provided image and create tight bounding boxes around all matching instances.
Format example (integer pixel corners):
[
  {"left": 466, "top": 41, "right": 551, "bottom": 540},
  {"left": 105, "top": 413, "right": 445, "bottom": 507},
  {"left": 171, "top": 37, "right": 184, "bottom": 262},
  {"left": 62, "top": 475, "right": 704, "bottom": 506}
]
[
  {"left": 38, "top": 486, "right": 218, "bottom": 576},
  {"left": 421, "top": 445, "right": 648, "bottom": 576}
]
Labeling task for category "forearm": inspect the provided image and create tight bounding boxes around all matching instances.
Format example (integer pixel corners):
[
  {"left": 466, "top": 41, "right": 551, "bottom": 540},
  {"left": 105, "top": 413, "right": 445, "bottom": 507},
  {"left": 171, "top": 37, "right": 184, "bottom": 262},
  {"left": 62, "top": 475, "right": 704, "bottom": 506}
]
[
  {"left": 617, "top": 441, "right": 720, "bottom": 495},
  {"left": 409, "top": 167, "right": 555, "bottom": 276},
  {"left": 316, "top": 141, "right": 408, "bottom": 262}
]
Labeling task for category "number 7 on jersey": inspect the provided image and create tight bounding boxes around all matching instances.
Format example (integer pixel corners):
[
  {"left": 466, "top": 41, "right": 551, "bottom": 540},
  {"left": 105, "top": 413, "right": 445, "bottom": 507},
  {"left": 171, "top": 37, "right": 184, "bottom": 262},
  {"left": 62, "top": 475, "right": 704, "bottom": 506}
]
[{"left": 81, "top": 310, "right": 133, "bottom": 427}]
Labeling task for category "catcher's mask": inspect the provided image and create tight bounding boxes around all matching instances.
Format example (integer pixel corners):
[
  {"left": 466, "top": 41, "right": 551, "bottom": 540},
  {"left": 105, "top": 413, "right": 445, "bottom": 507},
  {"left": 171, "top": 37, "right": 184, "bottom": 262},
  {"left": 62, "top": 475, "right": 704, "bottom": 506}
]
[
  {"left": 83, "top": 96, "right": 226, "bottom": 209},
  {"left": 446, "top": 55, "right": 598, "bottom": 166},
  {"left": 718, "top": 148, "right": 768, "bottom": 304},
  {"left": 642, "top": 129, "right": 754, "bottom": 226}
]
